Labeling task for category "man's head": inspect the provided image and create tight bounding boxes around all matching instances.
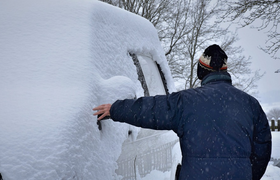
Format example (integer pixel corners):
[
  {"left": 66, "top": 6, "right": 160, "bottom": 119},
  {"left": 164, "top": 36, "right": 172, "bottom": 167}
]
[{"left": 197, "top": 44, "right": 228, "bottom": 80}]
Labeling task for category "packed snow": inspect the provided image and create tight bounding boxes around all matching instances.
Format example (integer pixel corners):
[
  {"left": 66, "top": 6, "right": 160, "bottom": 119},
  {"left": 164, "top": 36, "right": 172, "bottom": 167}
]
[{"left": 0, "top": 0, "right": 279, "bottom": 180}]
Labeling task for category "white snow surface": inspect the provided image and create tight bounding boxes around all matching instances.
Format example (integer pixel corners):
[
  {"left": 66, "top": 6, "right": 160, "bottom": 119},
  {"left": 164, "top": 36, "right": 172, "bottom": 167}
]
[{"left": 0, "top": 0, "right": 175, "bottom": 179}]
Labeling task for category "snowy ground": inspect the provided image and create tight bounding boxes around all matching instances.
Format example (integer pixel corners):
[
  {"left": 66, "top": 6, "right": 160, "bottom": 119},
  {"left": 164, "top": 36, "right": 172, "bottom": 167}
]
[{"left": 261, "top": 132, "right": 280, "bottom": 180}]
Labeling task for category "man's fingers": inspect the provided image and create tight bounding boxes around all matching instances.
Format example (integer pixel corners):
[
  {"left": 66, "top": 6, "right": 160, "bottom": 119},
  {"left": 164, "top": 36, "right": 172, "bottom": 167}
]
[
  {"left": 93, "top": 104, "right": 111, "bottom": 120},
  {"left": 93, "top": 111, "right": 103, "bottom": 116},
  {"left": 92, "top": 105, "right": 104, "bottom": 111},
  {"left": 93, "top": 105, "right": 105, "bottom": 114}
]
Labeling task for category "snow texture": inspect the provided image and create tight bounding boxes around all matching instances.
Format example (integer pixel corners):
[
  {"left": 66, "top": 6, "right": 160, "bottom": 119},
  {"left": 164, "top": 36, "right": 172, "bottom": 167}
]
[{"left": 0, "top": 0, "right": 175, "bottom": 179}]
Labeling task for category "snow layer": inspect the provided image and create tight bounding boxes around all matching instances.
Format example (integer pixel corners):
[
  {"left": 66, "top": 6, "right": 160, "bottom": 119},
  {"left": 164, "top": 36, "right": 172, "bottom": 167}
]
[
  {"left": 0, "top": 0, "right": 175, "bottom": 179},
  {"left": 271, "top": 132, "right": 280, "bottom": 160}
]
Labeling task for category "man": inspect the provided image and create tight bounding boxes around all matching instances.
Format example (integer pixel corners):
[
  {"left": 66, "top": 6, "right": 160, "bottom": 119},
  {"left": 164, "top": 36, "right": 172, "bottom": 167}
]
[{"left": 93, "top": 44, "right": 271, "bottom": 180}]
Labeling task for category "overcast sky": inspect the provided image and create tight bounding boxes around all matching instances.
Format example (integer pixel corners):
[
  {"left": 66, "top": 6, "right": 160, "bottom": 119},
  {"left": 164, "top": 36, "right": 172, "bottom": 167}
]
[{"left": 233, "top": 24, "right": 280, "bottom": 113}]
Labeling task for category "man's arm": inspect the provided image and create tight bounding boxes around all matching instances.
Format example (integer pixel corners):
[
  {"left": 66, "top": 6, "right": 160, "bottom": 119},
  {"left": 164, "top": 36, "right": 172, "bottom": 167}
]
[{"left": 93, "top": 92, "right": 183, "bottom": 133}]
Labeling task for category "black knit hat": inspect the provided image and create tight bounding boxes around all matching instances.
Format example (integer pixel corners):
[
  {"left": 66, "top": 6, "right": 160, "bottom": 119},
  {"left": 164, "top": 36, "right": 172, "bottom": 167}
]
[{"left": 197, "top": 44, "right": 228, "bottom": 80}]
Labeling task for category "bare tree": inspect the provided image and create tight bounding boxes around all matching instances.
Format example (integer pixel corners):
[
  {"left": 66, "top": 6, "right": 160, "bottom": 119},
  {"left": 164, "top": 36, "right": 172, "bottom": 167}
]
[
  {"left": 99, "top": 0, "right": 172, "bottom": 27},
  {"left": 167, "top": 0, "right": 262, "bottom": 94},
  {"left": 219, "top": 0, "right": 280, "bottom": 59},
  {"left": 100, "top": 0, "right": 192, "bottom": 61},
  {"left": 99, "top": 0, "right": 263, "bottom": 95},
  {"left": 220, "top": 35, "right": 264, "bottom": 95},
  {"left": 267, "top": 108, "right": 280, "bottom": 120},
  {"left": 169, "top": 0, "right": 215, "bottom": 89},
  {"left": 172, "top": 0, "right": 227, "bottom": 89}
]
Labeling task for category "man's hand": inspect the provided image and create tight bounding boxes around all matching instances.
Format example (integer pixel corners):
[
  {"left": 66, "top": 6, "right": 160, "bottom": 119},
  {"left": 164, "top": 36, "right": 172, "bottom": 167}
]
[{"left": 93, "top": 104, "right": 112, "bottom": 120}]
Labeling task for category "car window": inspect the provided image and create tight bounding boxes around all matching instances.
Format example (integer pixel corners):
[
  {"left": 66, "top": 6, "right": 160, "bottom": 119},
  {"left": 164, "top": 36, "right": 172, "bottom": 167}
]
[{"left": 130, "top": 53, "right": 168, "bottom": 96}]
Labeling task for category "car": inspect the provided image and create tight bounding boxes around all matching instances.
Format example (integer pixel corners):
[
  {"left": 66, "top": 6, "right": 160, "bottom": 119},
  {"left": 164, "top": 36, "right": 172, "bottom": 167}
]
[{"left": 0, "top": 1, "right": 180, "bottom": 179}]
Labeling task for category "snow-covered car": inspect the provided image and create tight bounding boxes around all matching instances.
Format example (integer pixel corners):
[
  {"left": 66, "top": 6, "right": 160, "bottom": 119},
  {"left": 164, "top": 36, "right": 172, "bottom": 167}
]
[{"left": 0, "top": 0, "right": 180, "bottom": 179}]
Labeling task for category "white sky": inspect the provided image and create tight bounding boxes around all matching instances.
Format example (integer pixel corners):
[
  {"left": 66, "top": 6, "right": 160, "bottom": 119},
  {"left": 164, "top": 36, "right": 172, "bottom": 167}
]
[{"left": 233, "top": 24, "right": 280, "bottom": 113}]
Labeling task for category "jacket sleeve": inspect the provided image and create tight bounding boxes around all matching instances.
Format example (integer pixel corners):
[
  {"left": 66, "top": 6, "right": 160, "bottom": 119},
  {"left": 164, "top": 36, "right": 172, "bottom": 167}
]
[
  {"left": 250, "top": 104, "right": 272, "bottom": 180},
  {"left": 110, "top": 92, "right": 183, "bottom": 133}
]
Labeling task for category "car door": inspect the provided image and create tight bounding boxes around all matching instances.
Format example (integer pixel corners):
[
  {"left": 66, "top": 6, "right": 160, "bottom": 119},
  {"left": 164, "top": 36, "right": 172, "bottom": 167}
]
[{"left": 115, "top": 53, "right": 179, "bottom": 180}]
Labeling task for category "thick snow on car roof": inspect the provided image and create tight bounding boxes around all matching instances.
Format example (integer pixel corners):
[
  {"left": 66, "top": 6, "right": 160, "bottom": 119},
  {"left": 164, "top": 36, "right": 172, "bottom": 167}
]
[{"left": 0, "top": 0, "right": 175, "bottom": 179}]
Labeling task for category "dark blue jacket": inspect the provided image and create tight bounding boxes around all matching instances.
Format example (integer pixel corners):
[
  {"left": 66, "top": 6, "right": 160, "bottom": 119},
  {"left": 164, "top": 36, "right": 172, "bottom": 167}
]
[{"left": 110, "top": 72, "right": 271, "bottom": 180}]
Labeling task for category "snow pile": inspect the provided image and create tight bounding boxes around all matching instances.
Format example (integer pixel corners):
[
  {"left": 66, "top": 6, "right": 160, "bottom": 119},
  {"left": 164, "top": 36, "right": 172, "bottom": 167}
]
[
  {"left": 262, "top": 162, "right": 280, "bottom": 180},
  {"left": 0, "top": 0, "right": 174, "bottom": 179},
  {"left": 259, "top": 132, "right": 280, "bottom": 179},
  {"left": 271, "top": 132, "right": 280, "bottom": 160},
  {"left": 139, "top": 170, "right": 171, "bottom": 180}
]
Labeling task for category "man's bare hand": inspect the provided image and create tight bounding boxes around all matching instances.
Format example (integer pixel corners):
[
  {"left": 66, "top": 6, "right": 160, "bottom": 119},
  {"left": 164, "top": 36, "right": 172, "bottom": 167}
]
[{"left": 93, "top": 104, "right": 112, "bottom": 120}]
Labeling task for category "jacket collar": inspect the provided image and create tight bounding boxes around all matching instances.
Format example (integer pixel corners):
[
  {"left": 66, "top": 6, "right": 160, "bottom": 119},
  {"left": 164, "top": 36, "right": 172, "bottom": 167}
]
[{"left": 201, "top": 72, "right": 232, "bottom": 86}]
